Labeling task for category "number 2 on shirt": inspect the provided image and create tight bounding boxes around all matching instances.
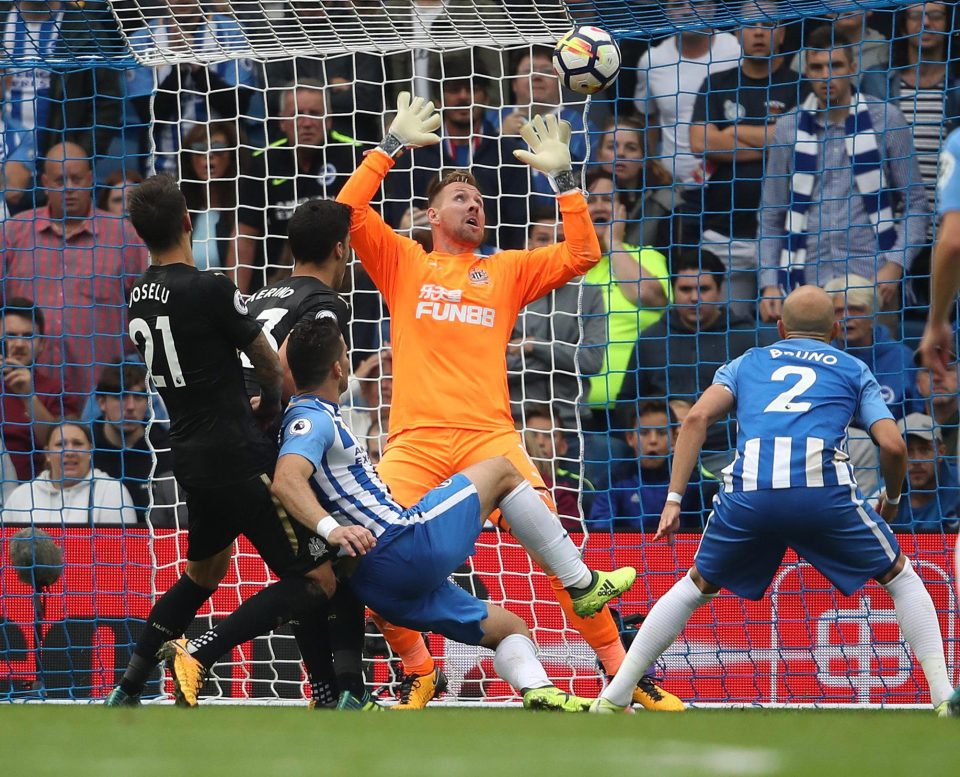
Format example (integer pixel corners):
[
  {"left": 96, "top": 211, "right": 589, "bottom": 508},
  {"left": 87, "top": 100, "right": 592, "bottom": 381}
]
[{"left": 763, "top": 365, "right": 817, "bottom": 413}]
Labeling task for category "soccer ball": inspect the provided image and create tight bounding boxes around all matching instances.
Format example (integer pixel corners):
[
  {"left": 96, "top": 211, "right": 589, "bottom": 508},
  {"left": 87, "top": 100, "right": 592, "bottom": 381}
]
[{"left": 553, "top": 26, "right": 621, "bottom": 95}]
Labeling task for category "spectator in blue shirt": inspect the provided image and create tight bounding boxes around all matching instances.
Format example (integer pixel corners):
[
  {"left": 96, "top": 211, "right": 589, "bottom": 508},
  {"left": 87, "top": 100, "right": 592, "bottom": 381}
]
[
  {"left": 826, "top": 274, "right": 924, "bottom": 494},
  {"left": 825, "top": 274, "right": 923, "bottom": 420},
  {"left": 588, "top": 400, "right": 713, "bottom": 531},
  {"left": 893, "top": 413, "right": 960, "bottom": 532}
]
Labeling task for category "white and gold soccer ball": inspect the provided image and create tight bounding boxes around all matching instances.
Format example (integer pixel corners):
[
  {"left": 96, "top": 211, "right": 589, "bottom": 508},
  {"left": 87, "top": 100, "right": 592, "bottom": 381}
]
[{"left": 553, "top": 26, "right": 622, "bottom": 95}]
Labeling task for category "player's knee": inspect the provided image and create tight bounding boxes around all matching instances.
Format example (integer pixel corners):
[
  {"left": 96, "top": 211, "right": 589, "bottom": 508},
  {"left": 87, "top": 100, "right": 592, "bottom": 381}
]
[
  {"left": 876, "top": 553, "right": 908, "bottom": 586},
  {"left": 689, "top": 566, "right": 720, "bottom": 595},
  {"left": 479, "top": 605, "right": 530, "bottom": 649},
  {"left": 492, "top": 456, "right": 523, "bottom": 492},
  {"left": 186, "top": 552, "right": 230, "bottom": 589}
]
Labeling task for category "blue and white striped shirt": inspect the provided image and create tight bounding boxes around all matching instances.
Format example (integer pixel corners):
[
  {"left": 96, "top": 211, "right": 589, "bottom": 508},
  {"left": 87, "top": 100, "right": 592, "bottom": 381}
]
[
  {"left": 278, "top": 395, "right": 403, "bottom": 537},
  {"left": 758, "top": 98, "right": 929, "bottom": 289},
  {"left": 713, "top": 339, "right": 893, "bottom": 492},
  {"left": 2, "top": 8, "right": 61, "bottom": 160},
  {"left": 126, "top": 14, "right": 263, "bottom": 172}
]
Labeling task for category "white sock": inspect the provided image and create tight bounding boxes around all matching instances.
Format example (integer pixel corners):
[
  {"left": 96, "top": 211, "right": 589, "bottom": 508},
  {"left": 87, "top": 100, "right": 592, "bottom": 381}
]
[
  {"left": 493, "top": 633, "right": 551, "bottom": 693},
  {"left": 499, "top": 482, "right": 591, "bottom": 588},
  {"left": 882, "top": 558, "right": 954, "bottom": 707},
  {"left": 602, "top": 571, "right": 712, "bottom": 707}
]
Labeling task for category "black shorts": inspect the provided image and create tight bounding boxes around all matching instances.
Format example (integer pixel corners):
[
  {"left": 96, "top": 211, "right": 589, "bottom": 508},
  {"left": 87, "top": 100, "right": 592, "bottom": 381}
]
[{"left": 185, "top": 474, "right": 333, "bottom": 577}]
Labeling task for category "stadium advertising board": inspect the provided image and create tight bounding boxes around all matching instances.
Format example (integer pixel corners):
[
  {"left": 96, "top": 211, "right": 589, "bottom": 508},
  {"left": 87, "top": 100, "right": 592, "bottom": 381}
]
[{"left": 0, "top": 529, "right": 954, "bottom": 704}]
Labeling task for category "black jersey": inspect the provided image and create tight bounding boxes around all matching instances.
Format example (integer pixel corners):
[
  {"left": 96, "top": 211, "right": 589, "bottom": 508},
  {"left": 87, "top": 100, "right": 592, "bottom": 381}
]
[
  {"left": 127, "top": 263, "right": 275, "bottom": 488},
  {"left": 237, "top": 139, "right": 359, "bottom": 287},
  {"left": 242, "top": 275, "right": 350, "bottom": 397}
]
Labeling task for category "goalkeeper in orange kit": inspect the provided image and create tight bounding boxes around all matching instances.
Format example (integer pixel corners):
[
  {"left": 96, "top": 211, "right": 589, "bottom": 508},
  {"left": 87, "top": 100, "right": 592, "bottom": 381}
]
[{"left": 336, "top": 92, "right": 683, "bottom": 712}]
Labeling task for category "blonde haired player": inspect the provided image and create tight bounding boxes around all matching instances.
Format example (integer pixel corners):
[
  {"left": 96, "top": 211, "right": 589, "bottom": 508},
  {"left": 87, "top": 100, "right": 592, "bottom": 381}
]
[{"left": 336, "top": 92, "right": 682, "bottom": 711}]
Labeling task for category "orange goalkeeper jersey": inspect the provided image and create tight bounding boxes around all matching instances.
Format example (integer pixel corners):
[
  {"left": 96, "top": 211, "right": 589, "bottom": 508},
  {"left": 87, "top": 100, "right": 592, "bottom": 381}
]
[{"left": 337, "top": 151, "right": 601, "bottom": 437}]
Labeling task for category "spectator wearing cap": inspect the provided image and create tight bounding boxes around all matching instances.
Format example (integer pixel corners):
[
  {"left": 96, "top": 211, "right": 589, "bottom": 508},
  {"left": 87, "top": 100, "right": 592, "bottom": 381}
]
[
  {"left": 892, "top": 413, "right": 960, "bottom": 532},
  {"left": 916, "top": 360, "right": 959, "bottom": 457}
]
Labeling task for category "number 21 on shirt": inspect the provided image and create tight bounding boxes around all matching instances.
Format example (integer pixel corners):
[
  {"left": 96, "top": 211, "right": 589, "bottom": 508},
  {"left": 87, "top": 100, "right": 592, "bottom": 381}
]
[{"left": 129, "top": 316, "right": 186, "bottom": 388}]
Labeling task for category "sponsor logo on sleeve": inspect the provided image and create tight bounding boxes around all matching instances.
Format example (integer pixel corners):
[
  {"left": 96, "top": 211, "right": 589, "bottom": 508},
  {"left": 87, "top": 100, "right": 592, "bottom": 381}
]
[
  {"left": 289, "top": 418, "right": 312, "bottom": 436},
  {"left": 234, "top": 289, "right": 249, "bottom": 315}
]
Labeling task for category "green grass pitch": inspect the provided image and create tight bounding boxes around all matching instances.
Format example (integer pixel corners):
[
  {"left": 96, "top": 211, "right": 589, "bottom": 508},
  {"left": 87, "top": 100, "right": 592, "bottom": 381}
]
[{"left": 1, "top": 706, "right": 957, "bottom": 777}]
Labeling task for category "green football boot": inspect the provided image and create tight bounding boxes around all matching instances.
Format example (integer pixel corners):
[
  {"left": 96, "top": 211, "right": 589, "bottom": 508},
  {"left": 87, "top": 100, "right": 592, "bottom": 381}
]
[
  {"left": 937, "top": 687, "right": 960, "bottom": 718},
  {"left": 522, "top": 686, "right": 593, "bottom": 712},
  {"left": 569, "top": 568, "right": 637, "bottom": 618}
]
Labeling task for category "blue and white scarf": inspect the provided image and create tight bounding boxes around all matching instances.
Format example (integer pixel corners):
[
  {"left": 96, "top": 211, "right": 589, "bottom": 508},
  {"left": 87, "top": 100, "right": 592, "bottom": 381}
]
[{"left": 779, "top": 91, "right": 896, "bottom": 291}]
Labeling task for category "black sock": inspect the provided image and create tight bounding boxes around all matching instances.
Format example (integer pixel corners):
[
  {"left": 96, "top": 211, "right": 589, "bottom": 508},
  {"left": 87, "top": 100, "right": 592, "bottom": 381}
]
[
  {"left": 329, "top": 585, "right": 366, "bottom": 697},
  {"left": 292, "top": 612, "right": 337, "bottom": 705},
  {"left": 120, "top": 574, "right": 214, "bottom": 696},
  {"left": 190, "top": 576, "right": 326, "bottom": 668}
]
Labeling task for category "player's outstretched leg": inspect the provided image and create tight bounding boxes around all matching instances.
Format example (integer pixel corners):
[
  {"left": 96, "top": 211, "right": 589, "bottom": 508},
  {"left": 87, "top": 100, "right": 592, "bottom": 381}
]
[
  {"left": 480, "top": 605, "right": 592, "bottom": 712},
  {"left": 104, "top": 551, "right": 228, "bottom": 706},
  {"left": 593, "top": 567, "right": 716, "bottom": 713},
  {"left": 878, "top": 555, "right": 956, "bottom": 716},
  {"left": 465, "top": 457, "right": 636, "bottom": 617},
  {"left": 160, "top": 571, "right": 334, "bottom": 707}
]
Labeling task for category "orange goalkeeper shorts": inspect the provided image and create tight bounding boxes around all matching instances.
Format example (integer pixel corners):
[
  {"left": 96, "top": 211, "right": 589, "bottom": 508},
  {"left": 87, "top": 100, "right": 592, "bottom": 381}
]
[{"left": 377, "top": 426, "right": 546, "bottom": 510}]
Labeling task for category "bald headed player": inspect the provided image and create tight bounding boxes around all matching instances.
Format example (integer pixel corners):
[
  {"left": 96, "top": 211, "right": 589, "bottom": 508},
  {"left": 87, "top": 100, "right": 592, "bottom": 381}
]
[
  {"left": 592, "top": 286, "right": 958, "bottom": 715},
  {"left": 336, "top": 93, "right": 668, "bottom": 709}
]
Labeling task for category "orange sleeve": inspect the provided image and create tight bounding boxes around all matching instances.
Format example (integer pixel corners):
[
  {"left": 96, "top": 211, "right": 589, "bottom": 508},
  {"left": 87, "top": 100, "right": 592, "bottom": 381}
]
[
  {"left": 511, "top": 190, "right": 602, "bottom": 307},
  {"left": 336, "top": 151, "right": 420, "bottom": 303}
]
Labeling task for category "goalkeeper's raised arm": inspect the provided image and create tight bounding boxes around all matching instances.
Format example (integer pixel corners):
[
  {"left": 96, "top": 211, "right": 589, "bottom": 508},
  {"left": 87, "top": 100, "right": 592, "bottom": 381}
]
[
  {"left": 336, "top": 92, "right": 599, "bottom": 302},
  {"left": 508, "top": 113, "right": 602, "bottom": 304}
]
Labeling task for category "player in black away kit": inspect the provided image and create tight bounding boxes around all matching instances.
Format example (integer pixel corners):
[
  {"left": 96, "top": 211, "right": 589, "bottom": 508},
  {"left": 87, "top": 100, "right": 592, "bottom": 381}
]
[
  {"left": 243, "top": 199, "right": 351, "bottom": 404},
  {"left": 105, "top": 176, "right": 370, "bottom": 707},
  {"left": 243, "top": 198, "right": 370, "bottom": 709}
]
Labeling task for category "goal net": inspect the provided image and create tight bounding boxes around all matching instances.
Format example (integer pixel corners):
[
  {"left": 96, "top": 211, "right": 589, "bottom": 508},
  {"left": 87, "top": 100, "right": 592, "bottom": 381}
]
[{"left": 0, "top": 0, "right": 957, "bottom": 707}]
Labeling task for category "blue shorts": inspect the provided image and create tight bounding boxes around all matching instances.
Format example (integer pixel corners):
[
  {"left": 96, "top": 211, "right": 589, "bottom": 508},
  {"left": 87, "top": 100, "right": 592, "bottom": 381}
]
[
  {"left": 348, "top": 474, "right": 489, "bottom": 645},
  {"left": 694, "top": 486, "right": 901, "bottom": 600}
]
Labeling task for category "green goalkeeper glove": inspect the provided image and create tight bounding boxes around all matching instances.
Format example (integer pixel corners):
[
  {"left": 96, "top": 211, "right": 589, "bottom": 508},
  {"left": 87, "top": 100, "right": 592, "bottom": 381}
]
[
  {"left": 378, "top": 91, "right": 442, "bottom": 158},
  {"left": 513, "top": 113, "right": 577, "bottom": 193}
]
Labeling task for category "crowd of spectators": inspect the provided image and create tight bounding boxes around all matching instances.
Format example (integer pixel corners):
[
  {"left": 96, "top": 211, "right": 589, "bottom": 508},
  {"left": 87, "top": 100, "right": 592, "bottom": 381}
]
[{"left": 0, "top": 0, "right": 958, "bottom": 533}]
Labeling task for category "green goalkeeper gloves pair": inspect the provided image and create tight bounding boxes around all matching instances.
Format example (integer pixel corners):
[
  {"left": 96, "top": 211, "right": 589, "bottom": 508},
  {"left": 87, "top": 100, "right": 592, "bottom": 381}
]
[{"left": 379, "top": 91, "right": 577, "bottom": 193}]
